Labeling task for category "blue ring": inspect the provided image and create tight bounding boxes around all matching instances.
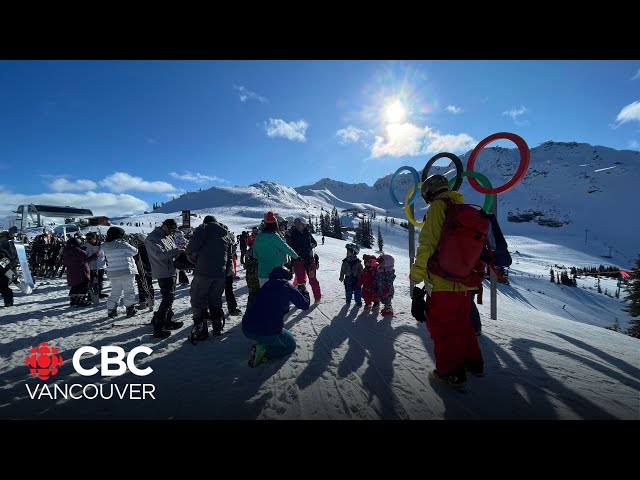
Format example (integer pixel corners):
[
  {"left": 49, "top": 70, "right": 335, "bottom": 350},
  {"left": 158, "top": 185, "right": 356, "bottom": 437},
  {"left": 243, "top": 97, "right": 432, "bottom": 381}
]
[{"left": 389, "top": 166, "right": 420, "bottom": 207}]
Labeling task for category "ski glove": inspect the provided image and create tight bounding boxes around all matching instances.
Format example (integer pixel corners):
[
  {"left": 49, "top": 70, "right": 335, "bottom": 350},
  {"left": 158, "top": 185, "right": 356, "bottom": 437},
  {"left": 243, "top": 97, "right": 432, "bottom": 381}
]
[{"left": 411, "top": 286, "right": 427, "bottom": 323}]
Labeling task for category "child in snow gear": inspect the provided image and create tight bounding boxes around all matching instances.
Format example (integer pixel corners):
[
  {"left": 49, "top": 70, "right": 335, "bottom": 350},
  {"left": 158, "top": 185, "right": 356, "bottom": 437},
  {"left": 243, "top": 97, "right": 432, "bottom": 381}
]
[
  {"left": 359, "top": 254, "right": 380, "bottom": 309},
  {"left": 410, "top": 173, "right": 484, "bottom": 389},
  {"left": 242, "top": 266, "right": 310, "bottom": 367},
  {"left": 339, "top": 244, "right": 363, "bottom": 307},
  {"left": 101, "top": 226, "right": 140, "bottom": 318},
  {"left": 376, "top": 254, "right": 395, "bottom": 316}
]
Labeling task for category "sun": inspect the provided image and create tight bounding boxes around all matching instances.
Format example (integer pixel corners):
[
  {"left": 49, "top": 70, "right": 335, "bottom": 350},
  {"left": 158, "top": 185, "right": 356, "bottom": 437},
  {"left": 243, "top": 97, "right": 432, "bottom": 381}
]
[{"left": 385, "top": 100, "right": 406, "bottom": 124}]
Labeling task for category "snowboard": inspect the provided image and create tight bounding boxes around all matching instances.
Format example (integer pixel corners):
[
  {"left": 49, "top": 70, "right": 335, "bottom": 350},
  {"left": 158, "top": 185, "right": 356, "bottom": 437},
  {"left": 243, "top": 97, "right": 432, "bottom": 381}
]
[
  {"left": 4, "top": 241, "right": 35, "bottom": 294},
  {"left": 89, "top": 270, "right": 99, "bottom": 305}
]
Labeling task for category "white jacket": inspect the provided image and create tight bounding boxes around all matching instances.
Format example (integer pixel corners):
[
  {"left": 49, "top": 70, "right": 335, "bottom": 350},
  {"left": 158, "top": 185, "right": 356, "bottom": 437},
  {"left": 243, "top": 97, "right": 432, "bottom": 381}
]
[
  {"left": 101, "top": 239, "right": 138, "bottom": 277},
  {"left": 83, "top": 242, "right": 107, "bottom": 270}
]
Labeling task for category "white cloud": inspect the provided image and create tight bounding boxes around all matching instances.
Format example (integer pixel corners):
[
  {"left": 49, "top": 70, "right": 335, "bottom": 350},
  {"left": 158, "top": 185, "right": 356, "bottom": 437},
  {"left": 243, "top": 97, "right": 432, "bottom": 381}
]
[
  {"left": 145, "top": 137, "right": 158, "bottom": 144},
  {"left": 336, "top": 125, "right": 366, "bottom": 144},
  {"left": 424, "top": 130, "right": 477, "bottom": 153},
  {"left": 170, "top": 171, "right": 227, "bottom": 184},
  {"left": 632, "top": 69, "right": 640, "bottom": 80},
  {"left": 99, "top": 172, "right": 176, "bottom": 193},
  {"left": 370, "top": 122, "right": 476, "bottom": 158},
  {"left": 502, "top": 106, "right": 528, "bottom": 121},
  {"left": 613, "top": 100, "right": 640, "bottom": 128},
  {"left": 445, "top": 105, "right": 463, "bottom": 114},
  {"left": 48, "top": 177, "right": 98, "bottom": 192},
  {"left": 0, "top": 189, "right": 148, "bottom": 218},
  {"left": 264, "top": 118, "right": 308, "bottom": 142},
  {"left": 627, "top": 140, "right": 640, "bottom": 151},
  {"left": 233, "top": 84, "right": 267, "bottom": 103}
]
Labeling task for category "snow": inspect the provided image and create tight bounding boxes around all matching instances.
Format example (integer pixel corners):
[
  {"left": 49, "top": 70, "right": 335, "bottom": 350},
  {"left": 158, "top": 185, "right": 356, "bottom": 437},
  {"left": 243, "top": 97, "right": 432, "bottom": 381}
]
[
  {"left": 1, "top": 141, "right": 638, "bottom": 419},
  {"left": 1, "top": 211, "right": 638, "bottom": 419}
]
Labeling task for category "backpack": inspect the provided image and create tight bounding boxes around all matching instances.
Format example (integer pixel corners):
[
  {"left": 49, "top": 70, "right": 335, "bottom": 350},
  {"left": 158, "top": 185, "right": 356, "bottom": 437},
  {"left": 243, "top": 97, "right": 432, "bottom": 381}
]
[{"left": 427, "top": 198, "right": 507, "bottom": 288}]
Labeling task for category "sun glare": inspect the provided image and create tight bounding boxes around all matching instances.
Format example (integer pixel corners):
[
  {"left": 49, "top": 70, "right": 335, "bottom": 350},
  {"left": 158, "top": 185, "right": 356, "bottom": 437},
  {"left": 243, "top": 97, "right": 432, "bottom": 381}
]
[{"left": 385, "top": 100, "right": 406, "bottom": 124}]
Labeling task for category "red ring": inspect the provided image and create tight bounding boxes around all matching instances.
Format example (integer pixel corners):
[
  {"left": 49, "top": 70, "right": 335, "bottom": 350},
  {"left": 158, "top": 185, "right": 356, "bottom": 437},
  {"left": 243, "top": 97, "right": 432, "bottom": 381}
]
[{"left": 466, "top": 132, "right": 530, "bottom": 194}]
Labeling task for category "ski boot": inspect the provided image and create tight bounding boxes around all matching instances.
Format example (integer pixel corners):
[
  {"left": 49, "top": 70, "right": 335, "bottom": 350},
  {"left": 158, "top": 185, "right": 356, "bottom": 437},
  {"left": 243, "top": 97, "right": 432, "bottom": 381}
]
[
  {"left": 428, "top": 369, "right": 466, "bottom": 392},
  {"left": 188, "top": 316, "right": 209, "bottom": 344},
  {"left": 126, "top": 305, "right": 137, "bottom": 317},
  {"left": 248, "top": 343, "right": 267, "bottom": 368}
]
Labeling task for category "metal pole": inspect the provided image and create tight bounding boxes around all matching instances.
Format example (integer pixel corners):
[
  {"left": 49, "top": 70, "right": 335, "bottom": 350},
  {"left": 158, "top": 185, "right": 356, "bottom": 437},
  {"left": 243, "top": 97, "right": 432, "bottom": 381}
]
[
  {"left": 490, "top": 195, "right": 498, "bottom": 320},
  {"left": 409, "top": 203, "right": 416, "bottom": 293}
]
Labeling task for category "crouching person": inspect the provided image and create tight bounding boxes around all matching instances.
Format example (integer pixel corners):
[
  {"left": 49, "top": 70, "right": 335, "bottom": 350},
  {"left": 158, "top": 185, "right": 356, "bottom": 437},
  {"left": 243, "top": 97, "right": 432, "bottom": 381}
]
[{"left": 242, "top": 266, "right": 310, "bottom": 367}]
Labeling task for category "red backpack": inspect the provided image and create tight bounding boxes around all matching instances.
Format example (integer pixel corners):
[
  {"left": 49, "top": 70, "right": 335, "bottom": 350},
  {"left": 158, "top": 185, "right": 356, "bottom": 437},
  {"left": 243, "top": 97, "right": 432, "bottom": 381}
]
[{"left": 427, "top": 197, "right": 504, "bottom": 288}]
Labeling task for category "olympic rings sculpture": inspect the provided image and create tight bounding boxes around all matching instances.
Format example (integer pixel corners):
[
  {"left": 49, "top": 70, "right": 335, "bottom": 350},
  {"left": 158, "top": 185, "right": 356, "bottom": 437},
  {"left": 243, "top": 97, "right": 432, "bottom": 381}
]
[{"left": 389, "top": 132, "right": 530, "bottom": 227}]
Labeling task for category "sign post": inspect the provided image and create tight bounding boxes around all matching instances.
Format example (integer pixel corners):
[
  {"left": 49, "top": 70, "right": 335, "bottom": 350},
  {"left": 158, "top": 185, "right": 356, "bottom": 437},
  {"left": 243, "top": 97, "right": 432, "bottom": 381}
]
[{"left": 181, "top": 210, "right": 191, "bottom": 229}]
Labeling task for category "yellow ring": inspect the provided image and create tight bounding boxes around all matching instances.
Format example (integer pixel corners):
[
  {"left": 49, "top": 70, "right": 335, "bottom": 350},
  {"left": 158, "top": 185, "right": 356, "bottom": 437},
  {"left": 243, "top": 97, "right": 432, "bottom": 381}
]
[{"left": 404, "top": 183, "right": 425, "bottom": 227}]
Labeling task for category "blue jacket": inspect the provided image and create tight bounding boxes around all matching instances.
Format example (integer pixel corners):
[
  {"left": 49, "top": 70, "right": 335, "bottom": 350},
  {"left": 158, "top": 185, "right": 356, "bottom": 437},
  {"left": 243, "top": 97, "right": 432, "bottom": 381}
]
[{"left": 242, "top": 268, "right": 310, "bottom": 336}]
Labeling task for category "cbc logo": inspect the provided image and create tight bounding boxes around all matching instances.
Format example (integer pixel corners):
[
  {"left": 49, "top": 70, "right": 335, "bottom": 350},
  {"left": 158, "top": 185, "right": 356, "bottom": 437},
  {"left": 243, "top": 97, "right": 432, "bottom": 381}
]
[
  {"left": 73, "top": 346, "right": 153, "bottom": 377},
  {"left": 26, "top": 343, "right": 153, "bottom": 380},
  {"left": 25, "top": 342, "right": 63, "bottom": 380}
]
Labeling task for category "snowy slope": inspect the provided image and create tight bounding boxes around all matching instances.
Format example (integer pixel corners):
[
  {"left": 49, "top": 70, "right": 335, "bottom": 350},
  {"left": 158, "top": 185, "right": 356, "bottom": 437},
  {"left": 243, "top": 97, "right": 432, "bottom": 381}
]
[
  {"left": 152, "top": 141, "right": 639, "bottom": 266},
  {"left": 0, "top": 209, "right": 638, "bottom": 420}
]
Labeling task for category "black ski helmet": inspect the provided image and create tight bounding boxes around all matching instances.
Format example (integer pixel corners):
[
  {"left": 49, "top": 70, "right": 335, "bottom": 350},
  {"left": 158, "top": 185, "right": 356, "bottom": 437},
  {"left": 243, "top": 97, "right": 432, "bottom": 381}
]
[{"left": 421, "top": 174, "right": 449, "bottom": 203}]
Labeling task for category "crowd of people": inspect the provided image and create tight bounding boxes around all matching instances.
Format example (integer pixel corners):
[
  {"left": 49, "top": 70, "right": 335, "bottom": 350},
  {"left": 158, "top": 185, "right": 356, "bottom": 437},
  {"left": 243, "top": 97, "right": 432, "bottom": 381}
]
[{"left": 2, "top": 182, "right": 486, "bottom": 392}]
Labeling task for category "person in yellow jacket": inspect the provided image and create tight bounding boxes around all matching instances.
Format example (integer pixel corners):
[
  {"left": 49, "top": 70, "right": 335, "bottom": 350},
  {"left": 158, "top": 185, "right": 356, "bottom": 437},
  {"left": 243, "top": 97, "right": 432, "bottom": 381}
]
[{"left": 409, "top": 174, "right": 484, "bottom": 390}]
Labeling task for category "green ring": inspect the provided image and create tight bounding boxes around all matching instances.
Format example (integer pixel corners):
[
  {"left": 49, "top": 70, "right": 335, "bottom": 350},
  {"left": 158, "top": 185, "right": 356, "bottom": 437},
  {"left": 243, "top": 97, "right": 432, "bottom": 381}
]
[{"left": 448, "top": 171, "right": 494, "bottom": 213}]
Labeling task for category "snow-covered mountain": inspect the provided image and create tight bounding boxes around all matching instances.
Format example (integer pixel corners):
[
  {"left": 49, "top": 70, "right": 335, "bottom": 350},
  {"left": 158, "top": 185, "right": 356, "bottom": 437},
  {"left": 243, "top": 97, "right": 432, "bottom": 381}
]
[
  {"left": 154, "top": 141, "right": 640, "bottom": 265},
  {"left": 2, "top": 140, "right": 638, "bottom": 420}
]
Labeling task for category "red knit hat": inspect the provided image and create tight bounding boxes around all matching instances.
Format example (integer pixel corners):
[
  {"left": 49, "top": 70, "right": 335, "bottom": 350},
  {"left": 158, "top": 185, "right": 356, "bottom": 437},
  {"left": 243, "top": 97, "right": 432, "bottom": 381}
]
[{"left": 264, "top": 211, "right": 277, "bottom": 224}]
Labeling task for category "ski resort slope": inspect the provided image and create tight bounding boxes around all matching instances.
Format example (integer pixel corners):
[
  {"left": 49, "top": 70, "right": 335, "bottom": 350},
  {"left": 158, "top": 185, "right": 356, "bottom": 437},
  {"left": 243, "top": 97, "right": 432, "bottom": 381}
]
[{"left": 0, "top": 215, "right": 638, "bottom": 420}]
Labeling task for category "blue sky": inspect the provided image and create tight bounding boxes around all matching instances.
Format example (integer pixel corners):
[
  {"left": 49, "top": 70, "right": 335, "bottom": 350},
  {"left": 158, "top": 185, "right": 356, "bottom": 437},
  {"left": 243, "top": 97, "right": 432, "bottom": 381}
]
[{"left": 0, "top": 60, "right": 638, "bottom": 219}]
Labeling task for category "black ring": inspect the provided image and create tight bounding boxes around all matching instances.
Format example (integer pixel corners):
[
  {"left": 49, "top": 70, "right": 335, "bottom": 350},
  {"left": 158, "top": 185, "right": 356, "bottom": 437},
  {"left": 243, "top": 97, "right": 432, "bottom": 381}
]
[{"left": 421, "top": 152, "right": 464, "bottom": 192}]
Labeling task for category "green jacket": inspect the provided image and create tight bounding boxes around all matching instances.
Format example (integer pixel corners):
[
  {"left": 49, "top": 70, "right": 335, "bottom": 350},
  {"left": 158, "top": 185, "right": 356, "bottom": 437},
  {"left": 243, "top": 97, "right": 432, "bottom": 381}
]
[{"left": 252, "top": 231, "right": 298, "bottom": 278}]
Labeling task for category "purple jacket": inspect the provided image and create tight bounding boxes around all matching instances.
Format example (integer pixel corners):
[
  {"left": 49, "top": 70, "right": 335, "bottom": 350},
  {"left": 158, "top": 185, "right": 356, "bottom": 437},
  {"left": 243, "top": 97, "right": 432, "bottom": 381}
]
[{"left": 62, "top": 245, "right": 92, "bottom": 287}]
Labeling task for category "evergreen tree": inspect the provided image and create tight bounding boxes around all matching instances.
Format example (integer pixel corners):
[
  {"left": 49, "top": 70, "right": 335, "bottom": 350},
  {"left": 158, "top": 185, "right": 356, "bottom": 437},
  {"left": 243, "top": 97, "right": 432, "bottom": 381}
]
[
  {"left": 366, "top": 219, "right": 374, "bottom": 248},
  {"left": 355, "top": 219, "right": 363, "bottom": 245},
  {"left": 627, "top": 319, "right": 640, "bottom": 338},
  {"left": 320, "top": 213, "right": 330, "bottom": 236},
  {"left": 331, "top": 207, "right": 342, "bottom": 239},
  {"left": 606, "top": 319, "right": 621, "bottom": 332},
  {"left": 377, "top": 225, "right": 384, "bottom": 252},
  {"left": 623, "top": 255, "right": 640, "bottom": 319}
]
